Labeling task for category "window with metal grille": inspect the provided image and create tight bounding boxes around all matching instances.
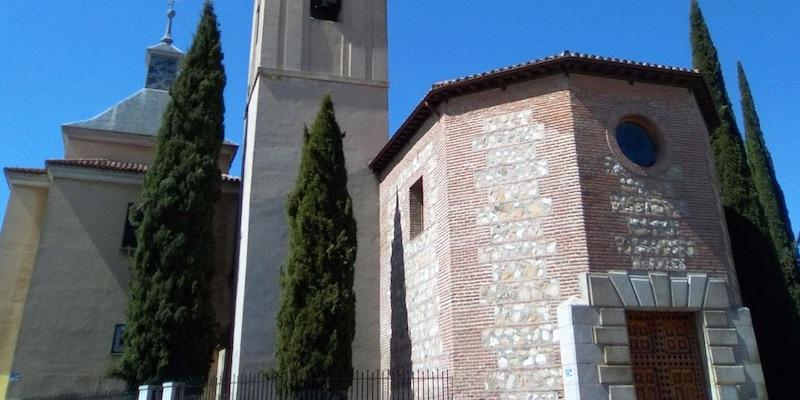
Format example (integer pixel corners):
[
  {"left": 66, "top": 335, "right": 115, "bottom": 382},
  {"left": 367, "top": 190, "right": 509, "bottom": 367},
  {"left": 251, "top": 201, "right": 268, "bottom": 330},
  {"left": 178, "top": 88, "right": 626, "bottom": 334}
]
[
  {"left": 121, "top": 203, "right": 139, "bottom": 250},
  {"left": 310, "top": 0, "right": 341, "bottom": 21},
  {"left": 111, "top": 324, "right": 126, "bottom": 354},
  {"left": 409, "top": 177, "right": 424, "bottom": 238}
]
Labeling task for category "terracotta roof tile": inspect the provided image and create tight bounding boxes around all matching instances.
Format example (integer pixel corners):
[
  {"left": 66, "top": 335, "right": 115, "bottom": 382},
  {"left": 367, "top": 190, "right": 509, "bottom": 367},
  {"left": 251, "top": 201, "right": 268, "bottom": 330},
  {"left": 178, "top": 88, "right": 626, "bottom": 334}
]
[
  {"left": 42, "top": 158, "right": 241, "bottom": 183},
  {"left": 369, "top": 51, "right": 718, "bottom": 174},
  {"left": 4, "top": 167, "right": 47, "bottom": 175},
  {"left": 432, "top": 50, "right": 696, "bottom": 88}
]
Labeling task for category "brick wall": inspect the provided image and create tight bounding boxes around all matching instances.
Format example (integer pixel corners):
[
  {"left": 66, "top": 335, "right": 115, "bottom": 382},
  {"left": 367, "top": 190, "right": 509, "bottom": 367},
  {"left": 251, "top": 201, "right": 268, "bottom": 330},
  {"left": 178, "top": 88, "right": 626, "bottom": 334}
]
[{"left": 569, "top": 74, "right": 733, "bottom": 279}]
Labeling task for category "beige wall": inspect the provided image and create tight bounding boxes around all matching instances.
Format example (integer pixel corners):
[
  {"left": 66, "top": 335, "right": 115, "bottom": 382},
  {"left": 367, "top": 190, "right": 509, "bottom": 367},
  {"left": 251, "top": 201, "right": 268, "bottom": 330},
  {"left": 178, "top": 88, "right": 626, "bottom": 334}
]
[
  {"left": 64, "top": 134, "right": 155, "bottom": 166},
  {"left": 0, "top": 179, "right": 48, "bottom": 400},
  {"left": 5, "top": 174, "right": 139, "bottom": 398},
  {"left": 234, "top": 73, "right": 388, "bottom": 376},
  {"left": 234, "top": 0, "right": 388, "bottom": 376},
  {"left": 62, "top": 127, "right": 238, "bottom": 175},
  {"left": 251, "top": 0, "right": 387, "bottom": 84},
  {"left": 2, "top": 169, "right": 239, "bottom": 399}
]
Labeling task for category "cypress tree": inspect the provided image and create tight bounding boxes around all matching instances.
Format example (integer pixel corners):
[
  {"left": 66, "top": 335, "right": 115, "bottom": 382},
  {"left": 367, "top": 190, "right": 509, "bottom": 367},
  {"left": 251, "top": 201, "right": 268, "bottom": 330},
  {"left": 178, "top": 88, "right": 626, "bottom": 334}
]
[
  {"left": 691, "top": 1, "right": 800, "bottom": 395},
  {"left": 113, "top": 1, "right": 226, "bottom": 385},
  {"left": 738, "top": 61, "right": 800, "bottom": 289},
  {"left": 275, "top": 94, "right": 357, "bottom": 395}
]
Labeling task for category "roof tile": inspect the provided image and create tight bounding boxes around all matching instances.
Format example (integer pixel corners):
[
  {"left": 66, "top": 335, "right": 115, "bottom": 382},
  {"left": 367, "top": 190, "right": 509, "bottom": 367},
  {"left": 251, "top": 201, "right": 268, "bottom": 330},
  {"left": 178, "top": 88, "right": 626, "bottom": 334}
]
[
  {"left": 42, "top": 158, "right": 241, "bottom": 183},
  {"left": 370, "top": 51, "right": 716, "bottom": 173}
]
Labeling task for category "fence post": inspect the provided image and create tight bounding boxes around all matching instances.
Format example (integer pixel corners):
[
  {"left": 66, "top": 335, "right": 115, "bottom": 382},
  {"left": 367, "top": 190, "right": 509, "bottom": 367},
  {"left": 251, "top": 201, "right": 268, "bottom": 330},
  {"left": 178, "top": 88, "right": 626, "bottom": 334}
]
[
  {"left": 162, "top": 382, "right": 185, "bottom": 400},
  {"left": 138, "top": 385, "right": 160, "bottom": 400}
]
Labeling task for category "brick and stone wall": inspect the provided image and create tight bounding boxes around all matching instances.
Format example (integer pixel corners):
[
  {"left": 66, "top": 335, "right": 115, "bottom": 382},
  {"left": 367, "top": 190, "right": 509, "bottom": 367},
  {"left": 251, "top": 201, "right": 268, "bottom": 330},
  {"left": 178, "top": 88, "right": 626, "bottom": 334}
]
[
  {"left": 379, "top": 119, "right": 449, "bottom": 373},
  {"left": 381, "top": 75, "right": 592, "bottom": 399},
  {"left": 378, "top": 72, "right": 762, "bottom": 399}
]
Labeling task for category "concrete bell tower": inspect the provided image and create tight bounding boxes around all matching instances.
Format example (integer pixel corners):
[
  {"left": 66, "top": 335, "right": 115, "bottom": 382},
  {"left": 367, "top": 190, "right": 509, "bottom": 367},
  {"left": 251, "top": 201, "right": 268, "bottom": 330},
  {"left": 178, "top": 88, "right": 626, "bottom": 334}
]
[{"left": 232, "top": 0, "right": 388, "bottom": 376}]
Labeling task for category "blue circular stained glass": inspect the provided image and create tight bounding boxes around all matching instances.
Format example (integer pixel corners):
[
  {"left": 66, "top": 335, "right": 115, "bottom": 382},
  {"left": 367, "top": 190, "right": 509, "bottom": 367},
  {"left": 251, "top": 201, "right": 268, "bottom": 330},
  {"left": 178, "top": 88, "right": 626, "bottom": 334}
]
[{"left": 615, "top": 121, "right": 658, "bottom": 167}]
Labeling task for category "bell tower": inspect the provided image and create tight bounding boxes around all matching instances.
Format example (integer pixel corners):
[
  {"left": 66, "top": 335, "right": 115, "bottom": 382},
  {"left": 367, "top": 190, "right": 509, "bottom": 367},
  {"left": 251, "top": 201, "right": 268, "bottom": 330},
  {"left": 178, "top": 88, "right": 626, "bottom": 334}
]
[{"left": 233, "top": 0, "right": 388, "bottom": 376}]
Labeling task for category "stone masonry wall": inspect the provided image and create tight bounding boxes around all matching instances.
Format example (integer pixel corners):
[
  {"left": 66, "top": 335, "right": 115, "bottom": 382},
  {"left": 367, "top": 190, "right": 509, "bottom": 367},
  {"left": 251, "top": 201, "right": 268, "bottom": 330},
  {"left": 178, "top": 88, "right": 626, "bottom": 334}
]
[
  {"left": 441, "top": 76, "right": 591, "bottom": 399},
  {"left": 379, "top": 118, "right": 450, "bottom": 372}
]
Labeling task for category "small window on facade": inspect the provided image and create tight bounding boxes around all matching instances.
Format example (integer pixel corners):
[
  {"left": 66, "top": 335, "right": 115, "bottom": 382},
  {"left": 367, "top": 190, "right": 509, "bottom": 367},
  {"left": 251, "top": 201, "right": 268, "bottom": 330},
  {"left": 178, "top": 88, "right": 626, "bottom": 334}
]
[
  {"left": 111, "top": 324, "right": 126, "bottom": 354},
  {"left": 121, "top": 203, "right": 140, "bottom": 250},
  {"left": 615, "top": 121, "right": 659, "bottom": 167},
  {"left": 310, "top": 0, "right": 341, "bottom": 21},
  {"left": 409, "top": 177, "right": 424, "bottom": 238}
]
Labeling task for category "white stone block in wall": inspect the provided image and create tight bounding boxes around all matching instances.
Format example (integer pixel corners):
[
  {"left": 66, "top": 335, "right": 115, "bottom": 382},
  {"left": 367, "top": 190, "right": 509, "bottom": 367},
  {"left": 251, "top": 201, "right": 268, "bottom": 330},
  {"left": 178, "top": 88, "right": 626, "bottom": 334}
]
[
  {"left": 670, "top": 277, "right": 689, "bottom": 307},
  {"left": 603, "top": 346, "right": 631, "bottom": 365},
  {"left": 607, "top": 385, "right": 637, "bottom": 400},
  {"left": 608, "top": 272, "right": 638, "bottom": 306},
  {"left": 557, "top": 300, "right": 595, "bottom": 325},
  {"left": 704, "top": 278, "right": 731, "bottom": 309},
  {"left": 702, "top": 310, "right": 728, "bottom": 328},
  {"left": 705, "top": 328, "right": 739, "bottom": 346},
  {"left": 597, "top": 366, "right": 633, "bottom": 384},
  {"left": 599, "top": 309, "right": 626, "bottom": 327},
  {"left": 649, "top": 272, "right": 671, "bottom": 307},
  {"left": 587, "top": 275, "right": 623, "bottom": 307},
  {"left": 630, "top": 276, "right": 656, "bottom": 307},
  {"left": 708, "top": 346, "right": 736, "bottom": 365},
  {"left": 713, "top": 365, "right": 746, "bottom": 385},
  {"left": 717, "top": 385, "right": 740, "bottom": 400},
  {"left": 687, "top": 273, "right": 708, "bottom": 308},
  {"left": 593, "top": 327, "right": 628, "bottom": 346}
]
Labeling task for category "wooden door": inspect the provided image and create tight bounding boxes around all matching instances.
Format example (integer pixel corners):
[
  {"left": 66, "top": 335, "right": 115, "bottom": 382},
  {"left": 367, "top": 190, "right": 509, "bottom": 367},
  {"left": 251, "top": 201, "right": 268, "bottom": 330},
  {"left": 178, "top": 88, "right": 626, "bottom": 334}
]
[{"left": 626, "top": 311, "right": 708, "bottom": 400}]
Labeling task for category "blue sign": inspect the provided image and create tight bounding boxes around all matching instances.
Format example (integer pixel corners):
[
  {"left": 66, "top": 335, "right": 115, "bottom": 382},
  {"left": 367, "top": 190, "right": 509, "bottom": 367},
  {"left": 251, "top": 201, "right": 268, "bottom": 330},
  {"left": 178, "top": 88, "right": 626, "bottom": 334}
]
[{"left": 9, "top": 372, "right": 21, "bottom": 382}]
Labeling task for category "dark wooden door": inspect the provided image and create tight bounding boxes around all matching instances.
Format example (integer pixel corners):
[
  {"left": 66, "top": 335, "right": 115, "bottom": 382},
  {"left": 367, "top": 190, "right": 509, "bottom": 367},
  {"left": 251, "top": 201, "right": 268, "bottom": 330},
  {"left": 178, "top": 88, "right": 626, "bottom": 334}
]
[{"left": 627, "top": 311, "right": 708, "bottom": 400}]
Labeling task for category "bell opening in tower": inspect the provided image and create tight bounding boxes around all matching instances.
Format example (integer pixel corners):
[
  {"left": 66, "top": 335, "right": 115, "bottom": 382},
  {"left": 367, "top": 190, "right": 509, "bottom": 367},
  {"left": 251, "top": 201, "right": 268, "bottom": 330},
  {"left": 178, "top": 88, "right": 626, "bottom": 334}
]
[{"left": 310, "top": 0, "right": 341, "bottom": 22}]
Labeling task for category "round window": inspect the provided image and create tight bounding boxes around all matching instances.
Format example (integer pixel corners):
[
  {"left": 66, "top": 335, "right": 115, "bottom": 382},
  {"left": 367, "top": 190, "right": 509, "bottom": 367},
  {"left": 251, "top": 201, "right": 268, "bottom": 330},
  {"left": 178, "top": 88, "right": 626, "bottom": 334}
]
[{"left": 615, "top": 121, "right": 658, "bottom": 167}]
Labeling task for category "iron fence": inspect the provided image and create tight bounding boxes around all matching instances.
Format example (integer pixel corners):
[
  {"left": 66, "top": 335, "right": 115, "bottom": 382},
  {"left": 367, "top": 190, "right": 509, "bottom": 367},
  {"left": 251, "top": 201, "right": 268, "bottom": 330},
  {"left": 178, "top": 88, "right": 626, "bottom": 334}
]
[
  {"left": 24, "top": 389, "right": 138, "bottom": 400},
  {"left": 22, "top": 370, "right": 452, "bottom": 400},
  {"left": 181, "top": 370, "right": 452, "bottom": 400}
]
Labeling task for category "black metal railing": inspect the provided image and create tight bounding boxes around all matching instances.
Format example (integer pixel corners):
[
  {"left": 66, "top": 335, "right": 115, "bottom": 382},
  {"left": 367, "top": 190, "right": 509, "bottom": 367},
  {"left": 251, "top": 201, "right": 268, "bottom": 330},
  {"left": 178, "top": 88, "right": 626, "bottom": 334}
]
[
  {"left": 23, "top": 370, "right": 452, "bottom": 400},
  {"left": 181, "top": 370, "right": 452, "bottom": 400},
  {"left": 24, "top": 389, "right": 138, "bottom": 400}
]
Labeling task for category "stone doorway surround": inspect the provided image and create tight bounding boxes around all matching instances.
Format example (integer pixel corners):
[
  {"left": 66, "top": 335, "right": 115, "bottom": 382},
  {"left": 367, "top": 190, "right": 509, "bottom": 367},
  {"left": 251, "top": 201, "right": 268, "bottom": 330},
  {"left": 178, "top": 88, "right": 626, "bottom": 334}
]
[{"left": 557, "top": 271, "right": 767, "bottom": 400}]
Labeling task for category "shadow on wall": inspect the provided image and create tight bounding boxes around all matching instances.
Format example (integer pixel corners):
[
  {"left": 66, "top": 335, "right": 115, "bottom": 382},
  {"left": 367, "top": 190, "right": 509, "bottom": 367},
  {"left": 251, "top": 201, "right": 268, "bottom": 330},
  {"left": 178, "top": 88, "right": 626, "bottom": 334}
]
[{"left": 389, "top": 196, "right": 412, "bottom": 396}]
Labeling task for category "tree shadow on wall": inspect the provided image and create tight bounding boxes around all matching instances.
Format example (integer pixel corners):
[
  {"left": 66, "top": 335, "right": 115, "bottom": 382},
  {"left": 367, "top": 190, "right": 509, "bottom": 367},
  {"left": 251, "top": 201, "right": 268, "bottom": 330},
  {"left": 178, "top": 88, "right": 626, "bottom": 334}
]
[{"left": 390, "top": 196, "right": 413, "bottom": 398}]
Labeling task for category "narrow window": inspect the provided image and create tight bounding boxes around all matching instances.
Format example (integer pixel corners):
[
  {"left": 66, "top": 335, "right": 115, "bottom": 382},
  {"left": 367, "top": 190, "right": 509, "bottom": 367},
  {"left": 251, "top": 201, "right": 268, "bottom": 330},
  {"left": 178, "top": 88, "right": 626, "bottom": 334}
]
[
  {"left": 409, "top": 177, "right": 424, "bottom": 238},
  {"left": 111, "top": 324, "right": 126, "bottom": 354},
  {"left": 121, "top": 203, "right": 139, "bottom": 250},
  {"left": 310, "top": 0, "right": 341, "bottom": 21}
]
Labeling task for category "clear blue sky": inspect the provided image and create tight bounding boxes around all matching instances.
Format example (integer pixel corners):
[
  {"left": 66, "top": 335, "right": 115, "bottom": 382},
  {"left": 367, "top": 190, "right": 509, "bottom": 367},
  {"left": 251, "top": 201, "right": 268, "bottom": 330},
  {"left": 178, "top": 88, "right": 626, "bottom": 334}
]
[{"left": 1, "top": 1, "right": 798, "bottom": 236}]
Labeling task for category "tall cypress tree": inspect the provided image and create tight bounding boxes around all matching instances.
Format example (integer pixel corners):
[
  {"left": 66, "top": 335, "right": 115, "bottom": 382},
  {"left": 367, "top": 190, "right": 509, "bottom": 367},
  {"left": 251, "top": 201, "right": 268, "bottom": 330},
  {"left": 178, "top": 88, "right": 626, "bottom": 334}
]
[
  {"left": 275, "top": 94, "right": 357, "bottom": 394},
  {"left": 113, "top": 1, "right": 226, "bottom": 386},
  {"left": 738, "top": 61, "right": 800, "bottom": 288},
  {"left": 691, "top": 1, "right": 800, "bottom": 396}
]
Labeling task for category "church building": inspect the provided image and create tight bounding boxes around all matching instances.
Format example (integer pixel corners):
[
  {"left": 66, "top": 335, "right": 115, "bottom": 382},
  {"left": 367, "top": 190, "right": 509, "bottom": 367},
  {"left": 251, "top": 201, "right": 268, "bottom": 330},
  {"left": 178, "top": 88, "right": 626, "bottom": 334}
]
[
  {"left": 0, "top": 1, "right": 770, "bottom": 399},
  {"left": 0, "top": 15, "right": 239, "bottom": 399}
]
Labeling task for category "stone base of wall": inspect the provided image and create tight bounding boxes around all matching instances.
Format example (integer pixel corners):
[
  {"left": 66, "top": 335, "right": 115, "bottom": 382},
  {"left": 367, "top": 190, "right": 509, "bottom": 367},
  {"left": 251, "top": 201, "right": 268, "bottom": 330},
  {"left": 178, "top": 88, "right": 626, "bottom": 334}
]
[{"left": 558, "top": 271, "right": 766, "bottom": 400}]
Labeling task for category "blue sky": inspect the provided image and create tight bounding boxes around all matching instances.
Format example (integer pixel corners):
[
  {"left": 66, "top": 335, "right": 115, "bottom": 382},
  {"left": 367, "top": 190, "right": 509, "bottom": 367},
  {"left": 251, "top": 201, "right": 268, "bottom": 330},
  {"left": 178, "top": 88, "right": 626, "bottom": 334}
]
[{"left": 1, "top": 0, "right": 798, "bottom": 236}]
